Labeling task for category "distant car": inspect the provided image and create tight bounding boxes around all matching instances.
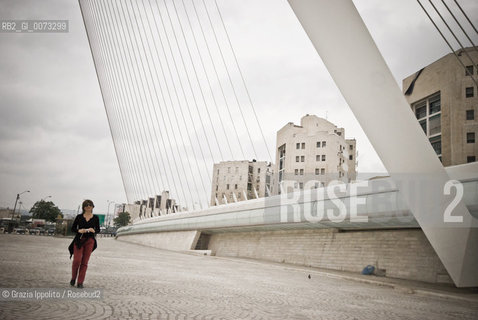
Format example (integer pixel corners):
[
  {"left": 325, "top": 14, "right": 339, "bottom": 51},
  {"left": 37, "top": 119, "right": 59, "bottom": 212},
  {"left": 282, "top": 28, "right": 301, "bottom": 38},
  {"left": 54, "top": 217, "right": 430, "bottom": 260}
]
[
  {"left": 47, "top": 229, "right": 55, "bottom": 236},
  {"left": 13, "top": 228, "right": 26, "bottom": 234},
  {"left": 28, "top": 228, "right": 40, "bottom": 235},
  {"left": 38, "top": 228, "right": 45, "bottom": 235},
  {"left": 105, "top": 227, "right": 117, "bottom": 237}
]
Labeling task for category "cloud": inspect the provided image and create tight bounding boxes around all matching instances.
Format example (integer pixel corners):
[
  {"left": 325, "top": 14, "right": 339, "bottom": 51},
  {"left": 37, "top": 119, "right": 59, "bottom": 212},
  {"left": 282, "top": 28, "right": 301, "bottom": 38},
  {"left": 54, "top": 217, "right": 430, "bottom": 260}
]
[{"left": 0, "top": 0, "right": 125, "bottom": 213}]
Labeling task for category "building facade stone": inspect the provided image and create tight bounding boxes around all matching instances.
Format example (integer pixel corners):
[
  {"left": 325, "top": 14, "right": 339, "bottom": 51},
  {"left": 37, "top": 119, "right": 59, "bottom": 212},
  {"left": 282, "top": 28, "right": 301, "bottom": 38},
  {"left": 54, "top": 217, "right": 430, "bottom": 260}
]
[
  {"left": 274, "top": 114, "right": 357, "bottom": 194},
  {"left": 402, "top": 47, "right": 478, "bottom": 166},
  {"left": 210, "top": 160, "right": 273, "bottom": 206}
]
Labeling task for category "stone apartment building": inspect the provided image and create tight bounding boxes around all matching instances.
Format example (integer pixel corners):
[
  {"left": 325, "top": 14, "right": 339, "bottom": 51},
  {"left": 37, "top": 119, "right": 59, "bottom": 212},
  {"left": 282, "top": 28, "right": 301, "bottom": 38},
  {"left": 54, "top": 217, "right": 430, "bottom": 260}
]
[
  {"left": 210, "top": 160, "right": 273, "bottom": 206},
  {"left": 402, "top": 46, "right": 478, "bottom": 166},
  {"left": 274, "top": 114, "right": 357, "bottom": 194},
  {"left": 126, "top": 190, "right": 178, "bottom": 221}
]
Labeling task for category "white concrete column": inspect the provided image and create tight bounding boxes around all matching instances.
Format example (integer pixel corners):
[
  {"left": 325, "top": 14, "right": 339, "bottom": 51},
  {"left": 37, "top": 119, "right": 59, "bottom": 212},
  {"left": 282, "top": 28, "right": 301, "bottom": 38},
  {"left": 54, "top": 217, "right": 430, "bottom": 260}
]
[{"left": 288, "top": 0, "right": 478, "bottom": 287}]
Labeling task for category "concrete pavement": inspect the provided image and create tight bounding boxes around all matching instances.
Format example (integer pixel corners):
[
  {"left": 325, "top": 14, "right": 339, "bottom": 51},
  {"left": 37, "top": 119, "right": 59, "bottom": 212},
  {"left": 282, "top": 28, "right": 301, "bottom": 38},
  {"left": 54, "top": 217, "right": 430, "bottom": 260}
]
[{"left": 0, "top": 234, "right": 477, "bottom": 319}]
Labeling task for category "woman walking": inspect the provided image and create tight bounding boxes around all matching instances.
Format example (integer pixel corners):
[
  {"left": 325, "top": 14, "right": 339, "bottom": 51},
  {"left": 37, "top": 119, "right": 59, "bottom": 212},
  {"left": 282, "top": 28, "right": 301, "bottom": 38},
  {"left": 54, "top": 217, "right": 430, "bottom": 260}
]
[{"left": 68, "top": 199, "right": 100, "bottom": 288}]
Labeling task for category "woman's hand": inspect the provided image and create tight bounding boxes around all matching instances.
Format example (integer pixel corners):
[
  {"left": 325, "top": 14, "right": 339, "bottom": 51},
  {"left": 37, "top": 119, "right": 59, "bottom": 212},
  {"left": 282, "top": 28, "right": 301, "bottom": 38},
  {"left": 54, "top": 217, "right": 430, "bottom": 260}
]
[{"left": 79, "top": 228, "right": 94, "bottom": 234}]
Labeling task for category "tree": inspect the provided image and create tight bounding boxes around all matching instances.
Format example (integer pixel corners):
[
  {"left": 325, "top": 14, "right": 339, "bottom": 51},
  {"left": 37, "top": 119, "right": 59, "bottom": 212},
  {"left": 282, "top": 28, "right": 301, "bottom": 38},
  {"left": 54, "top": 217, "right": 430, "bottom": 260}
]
[
  {"left": 29, "top": 200, "right": 63, "bottom": 222},
  {"left": 114, "top": 211, "right": 131, "bottom": 227}
]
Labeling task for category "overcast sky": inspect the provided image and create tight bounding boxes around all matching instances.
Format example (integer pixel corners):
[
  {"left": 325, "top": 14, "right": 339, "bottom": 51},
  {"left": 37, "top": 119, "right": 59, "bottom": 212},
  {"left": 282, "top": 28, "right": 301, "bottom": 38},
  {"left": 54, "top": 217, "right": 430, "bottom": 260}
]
[{"left": 0, "top": 0, "right": 477, "bottom": 214}]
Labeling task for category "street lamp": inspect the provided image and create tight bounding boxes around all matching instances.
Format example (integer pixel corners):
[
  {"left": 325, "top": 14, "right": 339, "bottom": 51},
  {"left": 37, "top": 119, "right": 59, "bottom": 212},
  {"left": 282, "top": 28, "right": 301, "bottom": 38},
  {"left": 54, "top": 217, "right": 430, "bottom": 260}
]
[
  {"left": 41, "top": 195, "right": 52, "bottom": 201},
  {"left": 11, "top": 190, "right": 30, "bottom": 222}
]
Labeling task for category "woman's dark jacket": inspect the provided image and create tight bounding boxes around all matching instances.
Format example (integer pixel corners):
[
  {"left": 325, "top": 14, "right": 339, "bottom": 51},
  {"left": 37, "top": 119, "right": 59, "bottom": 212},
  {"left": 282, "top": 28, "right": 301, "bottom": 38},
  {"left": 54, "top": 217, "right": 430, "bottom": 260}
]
[{"left": 68, "top": 214, "right": 100, "bottom": 259}]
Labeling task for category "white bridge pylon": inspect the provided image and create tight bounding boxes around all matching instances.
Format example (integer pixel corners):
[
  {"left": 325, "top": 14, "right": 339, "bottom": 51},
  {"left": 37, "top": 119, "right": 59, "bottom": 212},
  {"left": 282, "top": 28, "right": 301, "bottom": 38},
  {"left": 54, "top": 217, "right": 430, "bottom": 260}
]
[{"left": 287, "top": 0, "right": 478, "bottom": 287}]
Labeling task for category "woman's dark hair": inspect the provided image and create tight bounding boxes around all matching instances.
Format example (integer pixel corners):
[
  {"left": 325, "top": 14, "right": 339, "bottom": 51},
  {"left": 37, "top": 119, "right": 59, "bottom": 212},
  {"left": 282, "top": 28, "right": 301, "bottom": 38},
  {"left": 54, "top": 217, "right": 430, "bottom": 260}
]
[{"left": 81, "top": 199, "right": 95, "bottom": 214}]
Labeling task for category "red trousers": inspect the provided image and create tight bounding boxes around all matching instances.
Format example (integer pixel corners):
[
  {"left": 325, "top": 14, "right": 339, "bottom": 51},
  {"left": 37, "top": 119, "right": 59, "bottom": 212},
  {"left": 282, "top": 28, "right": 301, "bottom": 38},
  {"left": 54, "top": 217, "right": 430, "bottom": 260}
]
[{"left": 71, "top": 237, "right": 94, "bottom": 284}]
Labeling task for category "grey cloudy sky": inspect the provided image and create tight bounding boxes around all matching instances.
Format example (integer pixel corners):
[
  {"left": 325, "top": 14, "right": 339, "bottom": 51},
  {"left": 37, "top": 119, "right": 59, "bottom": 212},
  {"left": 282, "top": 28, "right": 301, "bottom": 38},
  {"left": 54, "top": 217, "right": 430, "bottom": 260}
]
[{"left": 0, "top": 0, "right": 477, "bottom": 214}]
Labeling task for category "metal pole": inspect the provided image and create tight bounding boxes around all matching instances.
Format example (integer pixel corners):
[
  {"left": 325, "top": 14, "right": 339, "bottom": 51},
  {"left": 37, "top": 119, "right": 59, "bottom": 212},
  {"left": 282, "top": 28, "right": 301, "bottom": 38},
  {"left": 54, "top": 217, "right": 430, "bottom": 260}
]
[
  {"left": 10, "top": 194, "right": 19, "bottom": 222},
  {"left": 106, "top": 201, "right": 112, "bottom": 227}
]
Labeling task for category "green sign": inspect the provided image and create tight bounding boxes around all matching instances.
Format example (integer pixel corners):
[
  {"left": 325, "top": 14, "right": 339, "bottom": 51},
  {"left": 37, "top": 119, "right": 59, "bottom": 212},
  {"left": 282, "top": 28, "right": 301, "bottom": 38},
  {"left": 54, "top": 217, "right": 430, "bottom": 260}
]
[{"left": 96, "top": 214, "right": 105, "bottom": 226}]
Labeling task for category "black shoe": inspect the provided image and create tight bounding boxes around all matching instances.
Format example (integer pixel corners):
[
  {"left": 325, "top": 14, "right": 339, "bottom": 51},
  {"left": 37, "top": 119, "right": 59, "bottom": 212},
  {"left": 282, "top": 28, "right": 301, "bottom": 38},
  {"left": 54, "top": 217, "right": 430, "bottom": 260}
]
[
  {"left": 77, "top": 283, "right": 83, "bottom": 289},
  {"left": 70, "top": 279, "right": 75, "bottom": 287}
]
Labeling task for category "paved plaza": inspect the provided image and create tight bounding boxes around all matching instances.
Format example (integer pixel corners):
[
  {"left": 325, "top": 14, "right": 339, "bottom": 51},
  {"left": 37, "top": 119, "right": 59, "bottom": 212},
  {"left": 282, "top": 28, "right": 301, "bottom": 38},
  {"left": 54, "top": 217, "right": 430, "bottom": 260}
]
[{"left": 0, "top": 233, "right": 477, "bottom": 319}]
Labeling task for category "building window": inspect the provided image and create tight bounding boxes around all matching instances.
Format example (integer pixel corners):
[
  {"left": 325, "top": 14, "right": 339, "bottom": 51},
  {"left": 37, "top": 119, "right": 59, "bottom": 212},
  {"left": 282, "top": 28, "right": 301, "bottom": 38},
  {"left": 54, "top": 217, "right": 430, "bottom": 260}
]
[
  {"left": 467, "top": 156, "right": 476, "bottom": 163},
  {"left": 296, "top": 156, "right": 300, "bottom": 162},
  {"left": 258, "top": 168, "right": 261, "bottom": 174},
  {"left": 296, "top": 143, "right": 300, "bottom": 149},
  {"left": 322, "top": 155, "right": 326, "bottom": 161},
  {"left": 216, "top": 185, "right": 218, "bottom": 191},
  {"left": 228, "top": 167, "right": 231, "bottom": 173},
  {"left": 316, "top": 155, "right": 320, "bottom": 161},
  {"left": 301, "top": 156, "right": 305, "bottom": 162},
  {"left": 235, "top": 184, "right": 238, "bottom": 189},
  {"left": 299, "top": 182, "right": 304, "bottom": 189},
  {"left": 300, "top": 169, "right": 304, "bottom": 175},
  {"left": 235, "top": 167, "right": 239, "bottom": 173},
  {"left": 349, "top": 144, "right": 353, "bottom": 150},
  {"left": 419, "top": 119, "right": 427, "bottom": 134},
  {"left": 429, "top": 114, "right": 441, "bottom": 136},
  {"left": 301, "top": 142, "right": 305, "bottom": 149},
  {"left": 317, "top": 141, "right": 321, "bottom": 148},
  {"left": 413, "top": 93, "right": 441, "bottom": 139},
  {"left": 278, "top": 144, "right": 286, "bottom": 193},
  {"left": 465, "top": 65, "right": 474, "bottom": 76},
  {"left": 415, "top": 103, "right": 426, "bottom": 119},
  {"left": 217, "top": 169, "right": 219, "bottom": 174},
  {"left": 295, "top": 169, "right": 299, "bottom": 175},
  {"left": 467, "top": 132, "right": 475, "bottom": 143},
  {"left": 321, "top": 168, "right": 325, "bottom": 175},
  {"left": 466, "top": 87, "right": 474, "bottom": 98},
  {"left": 466, "top": 109, "right": 475, "bottom": 120},
  {"left": 429, "top": 96, "right": 441, "bottom": 114},
  {"left": 430, "top": 136, "right": 442, "bottom": 156},
  {"left": 322, "top": 141, "right": 327, "bottom": 147},
  {"left": 349, "top": 155, "right": 353, "bottom": 160},
  {"left": 315, "top": 168, "right": 320, "bottom": 175},
  {"left": 237, "top": 192, "right": 241, "bottom": 199},
  {"left": 226, "top": 184, "right": 229, "bottom": 190},
  {"left": 239, "top": 175, "right": 242, "bottom": 181}
]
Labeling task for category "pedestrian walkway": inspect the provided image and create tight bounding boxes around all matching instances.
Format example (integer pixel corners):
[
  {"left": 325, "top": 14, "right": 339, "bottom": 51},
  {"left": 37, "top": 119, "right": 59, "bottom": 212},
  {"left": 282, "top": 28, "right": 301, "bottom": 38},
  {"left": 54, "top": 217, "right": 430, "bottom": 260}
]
[{"left": 0, "top": 234, "right": 476, "bottom": 319}]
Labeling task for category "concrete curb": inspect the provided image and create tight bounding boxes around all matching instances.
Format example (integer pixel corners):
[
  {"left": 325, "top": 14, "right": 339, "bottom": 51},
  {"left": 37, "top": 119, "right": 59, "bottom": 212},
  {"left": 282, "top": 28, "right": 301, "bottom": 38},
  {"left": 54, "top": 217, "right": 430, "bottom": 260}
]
[{"left": 205, "top": 254, "right": 478, "bottom": 303}]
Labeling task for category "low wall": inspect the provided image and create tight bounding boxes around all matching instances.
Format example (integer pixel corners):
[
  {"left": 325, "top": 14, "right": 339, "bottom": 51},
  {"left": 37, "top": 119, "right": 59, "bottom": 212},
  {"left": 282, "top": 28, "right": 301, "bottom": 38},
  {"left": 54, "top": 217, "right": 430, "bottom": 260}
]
[
  {"left": 207, "top": 228, "right": 453, "bottom": 284},
  {"left": 118, "top": 230, "right": 200, "bottom": 251}
]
